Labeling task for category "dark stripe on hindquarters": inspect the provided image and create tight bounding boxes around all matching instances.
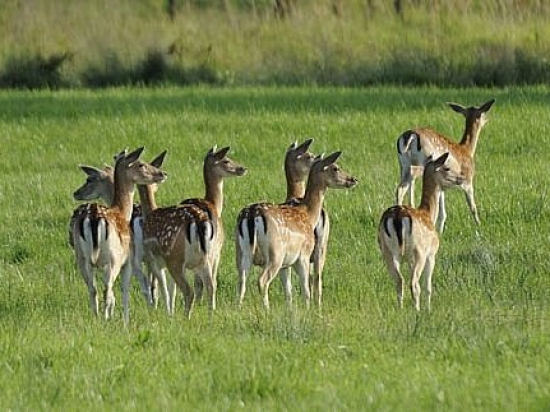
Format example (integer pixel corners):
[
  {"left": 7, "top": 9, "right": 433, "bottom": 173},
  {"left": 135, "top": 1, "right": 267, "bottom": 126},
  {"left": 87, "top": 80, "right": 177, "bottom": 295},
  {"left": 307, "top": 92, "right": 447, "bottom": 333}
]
[
  {"left": 197, "top": 221, "right": 209, "bottom": 254},
  {"left": 382, "top": 207, "right": 410, "bottom": 248},
  {"left": 247, "top": 215, "right": 256, "bottom": 245},
  {"left": 90, "top": 218, "right": 106, "bottom": 249},
  {"left": 397, "top": 130, "right": 414, "bottom": 154}
]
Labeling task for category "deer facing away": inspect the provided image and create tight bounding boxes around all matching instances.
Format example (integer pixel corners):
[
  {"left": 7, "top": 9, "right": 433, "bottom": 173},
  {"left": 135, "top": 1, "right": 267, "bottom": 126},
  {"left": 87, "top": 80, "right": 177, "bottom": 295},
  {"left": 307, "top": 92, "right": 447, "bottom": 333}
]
[
  {"left": 71, "top": 147, "right": 167, "bottom": 324},
  {"left": 236, "top": 151, "right": 357, "bottom": 309},
  {"left": 71, "top": 152, "right": 171, "bottom": 310},
  {"left": 379, "top": 152, "right": 465, "bottom": 311},
  {"left": 395, "top": 98, "right": 495, "bottom": 232},
  {"left": 236, "top": 138, "right": 331, "bottom": 307}
]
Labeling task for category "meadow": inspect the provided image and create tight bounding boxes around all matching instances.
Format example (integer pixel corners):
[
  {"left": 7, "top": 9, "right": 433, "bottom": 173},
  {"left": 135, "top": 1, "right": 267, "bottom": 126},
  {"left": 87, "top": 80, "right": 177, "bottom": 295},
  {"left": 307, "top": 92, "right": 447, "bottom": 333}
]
[{"left": 0, "top": 86, "right": 549, "bottom": 411}]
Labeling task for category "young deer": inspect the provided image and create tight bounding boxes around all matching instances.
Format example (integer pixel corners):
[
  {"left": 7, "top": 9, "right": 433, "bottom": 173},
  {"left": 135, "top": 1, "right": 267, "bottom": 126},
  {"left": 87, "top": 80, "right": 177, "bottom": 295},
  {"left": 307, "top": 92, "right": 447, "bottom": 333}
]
[
  {"left": 236, "top": 139, "right": 330, "bottom": 306},
  {"left": 71, "top": 147, "right": 167, "bottom": 324},
  {"left": 379, "top": 153, "right": 464, "bottom": 311},
  {"left": 236, "top": 152, "right": 357, "bottom": 309},
  {"left": 71, "top": 154, "right": 170, "bottom": 309},
  {"left": 141, "top": 147, "right": 246, "bottom": 317},
  {"left": 395, "top": 99, "right": 495, "bottom": 232}
]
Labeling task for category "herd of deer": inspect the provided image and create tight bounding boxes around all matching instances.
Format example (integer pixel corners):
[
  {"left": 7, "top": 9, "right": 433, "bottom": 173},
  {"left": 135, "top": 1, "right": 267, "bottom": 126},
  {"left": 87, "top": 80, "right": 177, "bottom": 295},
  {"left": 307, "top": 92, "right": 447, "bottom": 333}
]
[{"left": 69, "top": 98, "right": 495, "bottom": 324}]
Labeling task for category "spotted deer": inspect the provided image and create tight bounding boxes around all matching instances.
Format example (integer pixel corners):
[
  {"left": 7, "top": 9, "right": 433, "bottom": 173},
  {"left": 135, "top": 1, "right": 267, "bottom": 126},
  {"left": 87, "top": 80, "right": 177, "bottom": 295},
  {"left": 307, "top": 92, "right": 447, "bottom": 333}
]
[
  {"left": 395, "top": 98, "right": 495, "bottom": 232},
  {"left": 141, "top": 147, "right": 247, "bottom": 317},
  {"left": 71, "top": 147, "right": 167, "bottom": 324},
  {"left": 71, "top": 153, "right": 171, "bottom": 310},
  {"left": 237, "top": 138, "right": 330, "bottom": 306},
  {"left": 236, "top": 152, "right": 357, "bottom": 309},
  {"left": 379, "top": 153, "right": 465, "bottom": 311}
]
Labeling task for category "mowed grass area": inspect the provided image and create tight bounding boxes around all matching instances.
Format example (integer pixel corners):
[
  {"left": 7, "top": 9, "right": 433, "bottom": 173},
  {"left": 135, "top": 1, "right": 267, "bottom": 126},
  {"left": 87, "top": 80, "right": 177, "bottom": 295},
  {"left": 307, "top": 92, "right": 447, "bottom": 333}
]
[{"left": 0, "top": 86, "right": 548, "bottom": 410}]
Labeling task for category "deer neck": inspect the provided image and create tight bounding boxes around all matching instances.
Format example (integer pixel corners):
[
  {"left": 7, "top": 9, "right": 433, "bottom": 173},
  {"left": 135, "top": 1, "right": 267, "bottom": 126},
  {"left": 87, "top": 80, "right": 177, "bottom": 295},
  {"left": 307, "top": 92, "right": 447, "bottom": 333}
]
[
  {"left": 204, "top": 171, "right": 223, "bottom": 216},
  {"left": 459, "top": 120, "right": 482, "bottom": 157},
  {"left": 286, "top": 178, "right": 306, "bottom": 201},
  {"left": 418, "top": 174, "right": 441, "bottom": 224},
  {"left": 302, "top": 178, "right": 327, "bottom": 229},
  {"left": 111, "top": 171, "right": 135, "bottom": 221},
  {"left": 137, "top": 185, "right": 157, "bottom": 220},
  {"left": 104, "top": 180, "right": 115, "bottom": 207}
]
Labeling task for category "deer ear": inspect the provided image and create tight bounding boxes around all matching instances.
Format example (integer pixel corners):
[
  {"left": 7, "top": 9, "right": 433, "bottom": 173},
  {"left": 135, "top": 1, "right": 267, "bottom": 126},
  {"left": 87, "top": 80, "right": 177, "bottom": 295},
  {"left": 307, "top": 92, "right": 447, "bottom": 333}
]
[
  {"left": 295, "top": 138, "right": 314, "bottom": 155},
  {"left": 122, "top": 147, "right": 145, "bottom": 165},
  {"left": 151, "top": 150, "right": 168, "bottom": 168},
  {"left": 214, "top": 146, "right": 230, "bottom": 160},
  {"left": 479, "top": 98, "right": 496, "bottom": 113},
  {"left": 448, "top": 103, "right": 465, "bottom": 115},
  {"left": 113, "top": 148, "right": 128, "bottom": 163},
  {"left": 321, "top": 151, "right": 341, "bottom": 169},
  {"left": 80, "top": 165, "right": 101, "bottom": 176}
]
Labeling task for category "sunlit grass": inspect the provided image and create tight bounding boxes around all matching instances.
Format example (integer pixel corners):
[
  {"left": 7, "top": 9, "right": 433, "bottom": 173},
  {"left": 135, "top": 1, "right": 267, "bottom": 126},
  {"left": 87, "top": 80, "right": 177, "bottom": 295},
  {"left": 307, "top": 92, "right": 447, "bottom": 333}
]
[{"left": 0, "top": 86, "right": 548, "bottom": 410}]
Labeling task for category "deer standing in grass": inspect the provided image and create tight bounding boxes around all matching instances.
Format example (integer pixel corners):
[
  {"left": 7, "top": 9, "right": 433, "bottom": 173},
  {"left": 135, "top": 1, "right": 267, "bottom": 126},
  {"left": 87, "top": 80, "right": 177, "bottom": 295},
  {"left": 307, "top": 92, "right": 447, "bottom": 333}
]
[
  {"left": 379, "top": 153, "right": 465, "bottom": 311},
  {"left": 141, "top": 147, "right": 247, "bottom": 317},
  {"left": 71, "top": 147, "right": 167, "bottom": 323},
  {"left": 237, "top": 138, "right": 331, "bottom": 306},
  {"left": 236, "top": 152, "right": 357, "bottom": 309},
  {"left": 71, "top": 153, "right": 172, "bottom": 310},
  {"left": 395, "top": 99, "right": 495, "bottom": 232}
]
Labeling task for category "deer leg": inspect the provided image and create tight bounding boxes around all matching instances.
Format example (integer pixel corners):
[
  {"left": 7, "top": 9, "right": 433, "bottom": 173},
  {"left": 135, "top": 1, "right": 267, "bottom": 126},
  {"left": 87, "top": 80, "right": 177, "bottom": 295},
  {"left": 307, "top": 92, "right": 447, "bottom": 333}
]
[
  {"left": 463, "top": 183, "right": 480, "bottom": 225},
  {"left": 236, "top": 243, "right": 252, "bottom": 307},
  {"left": 258, "top": 263, "right": 282, "bottom": 310},
  {"left": 194, "top": 275, "right": 204, "bottom": 303},
  {"left": 312, "top": 240, "right": 327, "bottom": 307},
  {"left": 199, "top": 263, "right": 216, "bottom": 312},
  {"left": 132, "top": 258, "right": 152, "bottom": 306},
  {"left": 396, "top": 166, "right": 413, "bottom": 206},
  {"left": 167, "top": 259, "right": 194, "bottom": 319},
  {"left": 436, "top": 191, "right": 447, "bottom": 233},
  {"left": 423, "top": 253, "right": 436, "bottom": 312},
  {"left": 410, "top": 251, "right": 427, "bottom": 311},
  {"left": 279, "top": 267, "right": 293, "bottom": 306},
  {"left": 102, "top": 262, "right": 122, "bottom": 320},
  {"left": 120, "top": 262, "right": 133, "bottom": 325},
  {"left": 77, "top": 257, "right": 98, "bottom": 316},
  {"left": 382, "top": 248, "right": 404, "bottom": 308},
  {"left": 293, "top": 258, "right": 311, "bottom": 309},
  {"left": 168, "top": 275, "right": 177, "bottom": 315}
]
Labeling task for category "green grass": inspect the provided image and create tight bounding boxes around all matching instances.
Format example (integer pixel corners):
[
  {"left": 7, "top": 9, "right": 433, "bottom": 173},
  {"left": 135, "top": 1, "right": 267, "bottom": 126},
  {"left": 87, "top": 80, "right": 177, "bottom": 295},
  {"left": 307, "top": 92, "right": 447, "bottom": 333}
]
[{"left": 0, "top": 86, "right": 549, "bottom": 410}]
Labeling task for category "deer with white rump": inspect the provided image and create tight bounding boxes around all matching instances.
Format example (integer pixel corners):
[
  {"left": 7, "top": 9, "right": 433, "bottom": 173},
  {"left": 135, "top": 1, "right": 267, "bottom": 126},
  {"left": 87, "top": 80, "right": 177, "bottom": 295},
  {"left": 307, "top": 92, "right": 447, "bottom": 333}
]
[
  {"left": 379, "top": 153, "right": 465, "bottom": 311},
  {"left": 71, "top": 147, "right": 167, "bottom": 324},
  {"left": 236, "top": 151, "right": 357, "bottom": 309},
  {"left": 395, "top": 98, "right": 495, "bottom": 232},
  {"left": 71, "top": 152, "right": 171, "bottom": 310},
  {"left": 141, "top": 147, "right": 246, "bottom": 317},
  {"left": 237, "top": 138, "right": 331, "bottom": 306}
]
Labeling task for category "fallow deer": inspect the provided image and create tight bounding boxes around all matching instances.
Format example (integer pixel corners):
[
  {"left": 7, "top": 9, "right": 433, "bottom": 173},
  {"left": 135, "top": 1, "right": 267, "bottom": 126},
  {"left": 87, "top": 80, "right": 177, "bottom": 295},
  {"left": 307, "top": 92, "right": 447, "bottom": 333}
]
[
  {"left": 379, "top": 153, "right": 465, "bottom": 311},
  {"left": 395, "top": 98, "right": 495, "bottom": 232},
  {"left": 236, "top": 152, "right": 357, "bottom": 309},
  {"left": 236, "top": 138, "right": 330, "bottom": 306},
  {"left": 71, "top": 154, "right": 171, "bottom": 310},
  {"left": 71, "top": 147, "right": 167, "bottom": 324},
  {"left": 141, "top": 147, "right": 247, "bottom": 317}
]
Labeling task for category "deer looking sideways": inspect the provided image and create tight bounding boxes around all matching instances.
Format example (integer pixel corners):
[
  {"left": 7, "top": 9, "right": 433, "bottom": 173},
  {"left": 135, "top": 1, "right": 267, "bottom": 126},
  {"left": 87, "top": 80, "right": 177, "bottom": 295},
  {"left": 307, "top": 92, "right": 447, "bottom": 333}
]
[
  {"left": 236, "top": 138, "right": 331, "bottom": 307},
  {"left": 140, "top": 147, "right": 246, "bottom": 318},
  {"left": 71, "top": 147, "right": 167, "bottom": 324},
  {"left": 236, "top": 151, "right": 357, "bottom": 310},
  {"left": 395, "top": 98, "right": 495, "bottom": 232},
  {"left": 379, "top": 153, "right": 465, "bottom": 311},
  {"left": 71, "top": 152, "right": 172, "bottom": 311}
]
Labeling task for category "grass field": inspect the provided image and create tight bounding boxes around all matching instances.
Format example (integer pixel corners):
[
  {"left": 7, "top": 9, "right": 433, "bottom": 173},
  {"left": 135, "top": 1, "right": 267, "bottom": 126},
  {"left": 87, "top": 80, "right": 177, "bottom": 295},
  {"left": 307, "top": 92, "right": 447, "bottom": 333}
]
[{"left": 0, "top": 86, "right": 548, "bottom": 410}]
